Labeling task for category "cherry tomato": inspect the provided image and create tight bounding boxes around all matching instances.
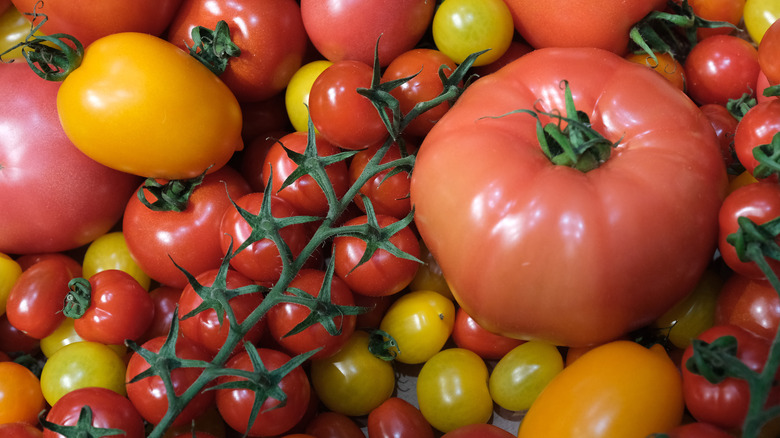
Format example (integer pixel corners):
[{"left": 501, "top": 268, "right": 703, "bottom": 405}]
[
  {"left": 699, "top": 103, "right": 740, "bottom": 169},
  {"left": 685, "top": 35, "right": 761, "bottom": 106},
  {"left": 625, "top": 51, "right": 686, "bottom": 91},
  {"left": 662, "top": 422, "right": 735, "bottom": 438},
  {"left": 0, "top": 361, "right": 45, "bottom": 425},
  {"left": 304, "top": 411, "right": 365, "bottom": 438},
  {"left": 238, "top": 131, "right": 286, "bottom": 193},
  {"left": 81, "top": 231, "right": 151, "bottom": 291},
  {"left": 0, "top": 252, "right": 21, "bottom": 316},
  {"left": 743, "top": 0, "right": 780, "bottom": 44},
  {"left": 451, "top": 307, "right": 524, "bottom": 361},
  {"left": 43, "top": 387, "right": 145, "bottom": 438},
  {"left": 348, "top": 142, "right": 415, "bottom": 220},
  {"left": 285, "top": 60, "right": 333, "bottom": 133},
  {"left": 407, "top": 240, "right": 454, "bottom": 300},
  {"left": 431, "top": 0, "right": 514, "bottom": 66},
  {"left": 734, "top": 99, "right": 780, "bottom": 180},
  {"left": 0, "top": 422, "right": 43, "bottom": 438},
  {"left": 367, "top": 397, "right": 435, "bottom": 438},
  {"left": 488, "top": 341, "right": 564, "bottom": 411},
  {"left": 758, "top": 17, "right": 780, "bottom": 85},
  {"left": 440, "top": 424, "right": 516, "bottom": 438},
  {"left": 688, "top": 0, "right": 745, "bottom": 40},
  {"left": 716, "top": 273, "right": 780, "bottom": 340},
  {"left": 0, "top": 314, "right": 38, "bottom": 356},
  {"left": 140, "top": 286, "right": 183, "bottom": 343},
  {"left": 40, "top": 318, "right": 126, "bottom": 359}
]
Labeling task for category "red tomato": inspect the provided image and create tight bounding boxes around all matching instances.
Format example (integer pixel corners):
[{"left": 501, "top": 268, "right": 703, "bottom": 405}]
[
  {"left": 43, "top": 387, "right": 145, "bottom": 438},
  {"left": 10, "top": 0, "right": 183, "bottom": 47},
  {"left": 348, "top": 142, "right": 415, "bottom": 220},
  {"left": 451, "top": 307, "right": 525, "bottom": 361},
  {"left": 662, "top": 422, "right": 735, "bottom": 438},
  {"left": 440, "top": 423, "right": 516, "bottom": 438},
  {"left": 0, "top": 423, "right": 43, "bottom": 438},
  {"left": 239, "top": 131, "right": 287, "bottom": 193},
  {"left": 215, "top": 347, "right": 310, "bottom": 437},
  {"left": 504, "top": 0, "right": 667, "bottom": 54},
  {"left": 71, "top": 270, "right": 155, "bottom": 345},
  {"left": 0, "top": 314, "right": 39, "bottom": 355},
  {"left": 15, "top": 253, "right": 82, "bottom": 273},
  {"left": 178, "top": 267, "right": 265, "bottom": 356},
  {"left": 0, "top": 63, "right": 140, "bottom": 255},
  {"left": 758, "top": 17, "right": 780, "bottom": 86},
  {"left": 353, "top": 293, "right": 396, "bottom": 330},
  {"left": 304, "top": 411, "right": 365, "bottom": 438},
  {"left": 367, "top": 397, "right": 435, "bottom": 438},
  {"left": 125, "top": 335, "right": 215, "bottom": 427},
  {"left": 220, "top": 191, "right": 311, "bottom": 283},
  {"left": 266, "top": 269, "right": 357, "bottom": 360},
  {"left": 167, "top": 0, "right": 307, "bottom": 102},
  {"left": 262, "top": 131, "right": 350, "bottom": 216},
  {"left": 699, "top": 103, "right": 739, "bottom": 169},
  {"left": 688, "top": 0, "right": 746, "bottom": 40},
  {"left": 716, "top": 273, "right": 780, "bottom": 340},
  {"left": 685, "top": 35, "right": 761, "bottom": 106},
  {"left": 123, "top": 166, "right": 251, "bottom": 288},
  {"left": 734, "top": 99, "right": 780, "bottom": 180},
  {"left": 333, "top": 214, "right": 421, "bottom": 297},
  {"left": 6, "top": 257, "right": 81, "bottom": 339},
  {"left": 300, "top": 0, "right": 435, "bottom": 67},
  {"left": 411, "top": 47, "right": 728, "bottom": 347},
  {"left": 139, "top": 286, "right": 183, "bottom": 343}
]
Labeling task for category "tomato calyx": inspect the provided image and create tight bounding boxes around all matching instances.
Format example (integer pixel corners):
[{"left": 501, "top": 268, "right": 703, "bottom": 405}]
[
  {"left": 62, "top": 277, "right": 91, "bottom": 319},
  {"left": 727, "top": 92, "right": 757, "bottom": 121},
  {"left": 185, "top": 20, "right": 240, "bottom": 77},
  {"left": 40, "top": 405, "right": 127, "bottom": 438},
  {"left": 137, "top": 170, "right": 209, "bottom": 212},
  {"left": 765, "top": 85, "right": 780, "bottom": 98},
  {"left": 686, "top": 335, "right": 741, "bottom": 384},
  {"left": 751, "top": 133, "right": 780, "bottom": 180},
  {"left": 367, "top": 329, "right": 400, "bottom": 361},
  {"left": 727, "top": 215, "right": 780, "bottom": 292}
]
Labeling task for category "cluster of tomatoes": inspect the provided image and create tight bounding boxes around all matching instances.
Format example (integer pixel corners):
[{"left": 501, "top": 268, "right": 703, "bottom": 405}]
[{"left": 1, "top": 0, "right": 780, "bottom": 437}]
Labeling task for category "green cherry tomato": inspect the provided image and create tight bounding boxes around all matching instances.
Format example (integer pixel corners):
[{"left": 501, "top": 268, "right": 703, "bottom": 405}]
[
  {"left": 488, "top": 341, "right": 564, "bottom": 411},
  {"left": 431, "top": 0, "right": 514, "bottom": 66}
]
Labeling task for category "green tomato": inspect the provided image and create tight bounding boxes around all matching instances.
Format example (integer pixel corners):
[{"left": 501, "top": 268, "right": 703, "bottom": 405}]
[
  {"left": 744, "top": 0, "right": 780, "bottom": 43},
  {"left": 488, "top": 341, "right": 564, "bottom": 411},
  {"left": 431, "top": 0, "right": 514, "bottom": 66}
]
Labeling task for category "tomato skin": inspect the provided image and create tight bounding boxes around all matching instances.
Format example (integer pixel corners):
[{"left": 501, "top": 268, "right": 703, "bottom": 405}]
[
  {"left": 451, "top": 307, "right": 524, "bottom": 361},
  {"left": 57, "top": 32, "right": 243, "bottom": 180},
  {"left": 123, "top": 166, "right": 251, "bottom": 288},
  {"left": 684, "top": 35, "right": 761, "bottom": 106},
  {"left": 518, "top": 341, "right": 684, "bottom": 437},
  {"left": 688, "top": 0, "right": 746, "bottom": 40},
  {"left": 0, "top": 422, "right": 43, "bottom": 438},
  {"left": 0, "top": 252, "right": 21, "bottom": 317},
  {"left": 440, "top": 424, "right": 516, "bottom": 438},
  {"left": 43, "top": 387, "right": 145, "bottom": 438},
  {"left": 348, "top": 142, "right": 415, "bottom": 220},
  {"left": 716, "top": 274, "right": 780, "bottom": 341},
  {"left": 431, "top": 0, "right": 515, "bottom": 66},
  {"left": 167, "top": 0, "right": 307, "bottom": 102},
  {"left": 662, "top": 422, "right": 735, "bottom": 438},
  {"left": 758, "top": 17, "right": 780, "bottom": 85},
  {"left": 81, "top": 231, "right": 151, "bottom": 291},
  {"left": 734, "top": 100, "right": 780, "bottom": 180},
  {"left": 285, "top": 60, "right": 334, "bottom": 133},
  {"left": 304, "top": 411, "right": 365, "bottom": 438},
  {"left": 488, "top": 341, "right": 564, "bottom": 412},
  {"left": 743, "top": 0, "right": 780, "bottom": 44},
  {"left": 0, "top": 314, "right": 38, "bottom": 356},
  {"left": 625, "top": 51, "right": 686, "bottom": 91},
  {"left": 699, "top": 103, "right": 739, "bottom": 169},
  {"left": 139, "top": 286, "right": 183, "bottom": 343},
  {"left": 367, "top": 397, "right": 435, "bottom": 438},
  {"left": 0, "top": 361, "right": 45, "bottom": 425},
  {"left": 216, "top": 348, "right": 310, "bottom": 437},
  {"left": 0, "top": 63, "right": 140, "bottom": 255},
  {"left": 411, "top": 47, "right": 728, "bottom": 347}
]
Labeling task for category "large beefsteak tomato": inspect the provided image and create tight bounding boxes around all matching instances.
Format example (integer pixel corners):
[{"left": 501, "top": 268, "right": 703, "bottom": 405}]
[{"left": 410, "top": 47, "right": 728, "bottom": 347}]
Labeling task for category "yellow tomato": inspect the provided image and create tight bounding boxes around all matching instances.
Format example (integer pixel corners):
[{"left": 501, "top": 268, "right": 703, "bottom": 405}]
[
  {"left": 488, "top": 341, "right": 564, "bottom": 411},
  {"left": 57, "top": 32, "right": 243, "bottom": 180},
  {"left": 40, "top": 318, "right": 126, "bottom": 358},
  {"left": 408, "top": 240, "right": 454, "bottom": 300},
  {"left": 728, "top": 169, "right": 759, "bottom": 193},
  {"left": 518, "top": 340, "right": 684, "bottom": 438},
  {"left": 744, "top": 0, "right": 780, "bottom": 44},
  {"left": 432, "top": 0, "right": 515, "bottom": 66},
  {"left": 0, "top": 6, "right": 48, "bottom": 60},
  {"left": 82, "top": 231, "right": 151, "bottom": 290},
  {"left": 0, "top": 252, "right": 21, "bottom": 316},
  {"left": 284, "top": 59, "right": 332, "bottom": 132}
]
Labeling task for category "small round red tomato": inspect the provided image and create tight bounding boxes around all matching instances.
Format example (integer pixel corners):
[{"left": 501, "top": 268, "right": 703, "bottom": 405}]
[
  {"left": 239, "top": 131, "right": 286, "bottom": 193},
  {"left": 43, "top": 387, "right": 145, "bottom": 438},
  {"left": 0, "top": 361, "right": 45, "bottom": 425},
  {"left": 71, "top": 270, "right": 155, "bottom": 345},
  {"left": 304, "top": 411, "right": 365, "bottom": 438},
  {"left": 441, "top": 424, "right": 516, "bottom": 438},
  {"left": 451, "top": 307, "right": 525, "bottom": 361},
  {"left": 266, "top": 269, "right": 357, "bottom": 360},
  {"left": 367, "top": 397, "right": 435, "bottom": 438},
  {"left": 262, "top": 131, "right": 350, "bottom": 216},
  {"left": 0, "top": 422, "right": 43, "bottom": 438},
  {"left": 125, "top": 335, "right": 215, "bottom": 427},
  {"left": 734, "top": 99, "right": 780, "bottom": 180},
  {"left": 348, "top": 142, "right": 415, "bottom": 220},
  {"left": 685, "top": 35, "right": 761, "bottom": 106},
  {"left": 178, "top": 267, "right": 265, "bottom": 356},
  {"left": 123, "top": 166, "right": 251, "bottom": 288},
  {"left": 220, "top": 191, "right": 311, "bottom": 283},
  {"left": 716, "top": 273, "right": 780, "bottom": 340},
  {"left": 758, "top": 14, "right": 780, "bottom": 85},
  {"left": 688, "top": 0, "right": 746, "bottom": 40},
  {"left": 699, "top": 103, "right": 739, "bottom": 169},
  {"left": 662, "top": 421, "right": 738, "bottom": 438},
  {"left": 140, "top": 285, "right": 183, "bottom": 343},
  {"left": 332, "top": 214, "right": 420, "bottom": 297},
  {"left": 216, "top": 347, "right": 310, "bottom": 437},
  {"left": 308, "top": 60, "right": 389, "bottom": 150}
]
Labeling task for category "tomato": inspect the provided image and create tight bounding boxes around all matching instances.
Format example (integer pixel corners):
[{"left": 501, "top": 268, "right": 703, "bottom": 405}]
[
  {"left": 472, "top": 40, "right": 534, "bottom": 77},
  {"left": 488, "top": 341, "right": 564, "bottom": 411},
  {"left": 266, "top": 269, "right": 357, "bottom": 360},
  {"left": 718, "top": 181, "right": 780, "bottom": 279},
  {"left": 0, "top": 314, "right": 38, "bottom": 356},
  {"left": 0, "top": 422, "right": 43, "bottom": 438},
  {"left": 416, "top": 348, "right": 493, "bottom": 433},
  {"left": 758, "top": 17, "right": 780, "bottom": 85},
  {"left": 0, "top": 62, "right": 140, "bottom": 255},
  {"left": 411, "top": 47, "right": 728, "bottom": 347},
  {"left": 6, "top": 257, "right": 81, "bottom": 339},
  {"left": 219, "top": 191, "right": 311, "bottom": 283},
  {"left": 300, "top": 0, "right": 435, "bottom": 67},
  {"left": 333, "top": 214, "right": 421, "bottom": 297},
  {"left": 166, "top": 0, "right": 307, "bottom": 102},
  {"left": 688, "top": 0, "right": 746, "bottom": 40},
  {"left": 0, "top": 5, "right": 47, "bottom": 60},
  {"left": 407, "top": 240, "right": 453, "bottom": 300},
  {"left": 744, "top": 0, "right": 780, "bottom": 44},
  {"left": 140, "top": 286, "right": 183, "bottom": 343},
  {"left": 57, "top": 32, "right": 243, "bottom": 180},
  {"left": 81, "top": 231, "right": 151, "bottom": 291},
  {"left": 518, "top": 341, "right": 684, "bottom": 437},
  {"left": 624, "top": 51, "right": 686, "bottom": 91},
  {"left": 71, "top": 269, "right": 155, "bottom": 345},
  {"left": 285, "top": 60, "right": 333, "bottom": 133},
  {"left": 440, "top": 424, "right": 516, "bottom": 438},
  {"left": 504, "top": 0, "right": 667, "bottom": 54},
  {"left": 310, "top": 330, "right": 395, "bottom": 416},
  {"left": 15, "top": 253, "right": 82, "bottom": 273},
  {"left": 40, "top": 317, "right": 126, "bottom": 358},
  {"left": 378, "top": 289, "right": 455, "bottom": 364},
  {"left": 10, "top": 0, "right": 183, "bottom": 47},
  {"left": 238, "top": 131, "right": 285, "bottom": 193},
  {"left": 304, "top": 411, "right": 365, "bottom": 438},
  {"left": 451, "top": 307, "right": 524, "bottom": 360},
  {"left": 734, "top": 99, "right": 780, "bottom": 180},
  {"left": 40, "top": 341, "right": 127, "bottom": 406},
  {"left": 353, "top": 293, "right": 396, "bottom": 330},
  {"left": 681, "top": 324, "right": 780, "bottom": 429},
  {"left": 262, "top": 131, "right": 350, "bottom": 216},
  {"left": 431, "top": 0, "right": 514, "bottom": 66},
  {"left": 716, "top": 273, "right": 780, "bottom": 341},
  {"left": 699, "top": 103, "right": 740, "bottom": 169},
  {"left": 308, "top": 60, "right": 389, "bottom": 151},
  {"left": 0, "top": 253, "right": 21, "bottom": 316},
  {"left": 43, "top": 387, "right": 145, "bottom": 438},
  {"left": 125, "top": 335, "right": 215, "bottom": 427},
  {"left": 684, "top": 35, "right": 761, "bottom": 106},
  {"left": 662, "top": 422, "right": 735, "bottom": 438},
  {"left": 367, "top": 397, "right": 435, "bottom": 438},
  {"left": 348, "top": 142, "right": 415, "bottom": 220},
  {"left": 216, "top": 347, "right": 310, "bottom": 437},
  {"left": 123, "top": 166, "right": 251, "bottom": 288},
  {"left": 0, "top": 361, "right": 45, "bottom": 425},
  {"left": 178, "top": 267, "right": 265, "bottom": 356}
]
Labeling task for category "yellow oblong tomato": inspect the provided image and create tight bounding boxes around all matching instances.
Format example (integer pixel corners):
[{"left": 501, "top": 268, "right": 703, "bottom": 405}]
[
  {"left": 518, "top": 340, "right": 684, "bottom": 438},
  {"left": 0, "top": 252, "right": 22, "bottom": 316},
  {"left": 57, "top": 32, "right": 243, "bottom": 180}
]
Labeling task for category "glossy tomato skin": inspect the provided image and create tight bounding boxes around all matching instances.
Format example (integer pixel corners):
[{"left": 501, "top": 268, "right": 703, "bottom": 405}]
[
  {"left": 57, "top": 32, "right": 243, "bottom": 180},
  {"left": 451, "top": 307, "right": 524, "bottom": 360},
  {"left": 300, "top": 0, "right": 435, "bottom": 67},
  {"left": 10, "top": 0, "right": 183, "bottom": 47},
  {"left": 440, "top": 424, "right": 516, "bottom": 438},
  {"left": 348, "top": 142, "right": 415, "bottom": 220},
  {"left": 123, "top": 166, "right": 251, "bottom": 288},
  {"left": 759, "top": 18, "right": 780, "bottom": 85},
  {"left": 43, "top": 387, "right": 145, "bottom": 438},
  {"left": 504, "top": 0, "right": 667, "bottom": 54},
  {"left": 716, "top": 273, "right": 780, "bottom": 341},
  {"left": 411, "top": 47, "right": 728, "bottom": 347},
  {"left": 699, "top": 103, "right": 739, "bottom": 169},
  {"left": 0, "top": 63, "right": 140, "bottom": 255},
  {"left": 216, "top": 347, "right": 310, "bottom": 437},
  {"left": 0, "top": 422, "right": 43, "bottom": 438},
  {"left": 81, "top": 231, "right": 151, "bottom": 291},
  {"left": 431, "top": 0, "right": 515, "bottom": 66},
  {"left": 688, "top": 0, "right": 746, "bottom": 40},
  {"left": 0, "top": 361, "right": 45, "bottom": 425},
  {"left": 734, "top": 99, "right": 780, "bottom": 180},
  {"left": 167, "top": 0, "right": 307, "bottom": 102},
  {"left": 140, "top": 286, "right": 183, "bottom": 343},
  {"left": 685, "top": 35, "right": 761, "bottom": 106},
  {"left": 367, "top": 397, "right": 435, "bottom": 438}
]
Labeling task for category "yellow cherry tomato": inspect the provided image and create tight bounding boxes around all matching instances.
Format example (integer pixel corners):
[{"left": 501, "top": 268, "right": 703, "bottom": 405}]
[
  {"left": 408, "top": 240, "right": 454, "bottom": 300},
  {"left": 40, "top": 318, "right": 126, "bottom": 358},
  {"left": 518, "top": 340, "right": 684, "bottom": 438},
  {"left": 57, "top": 32, "right": 243, "bottom": 180},
  {"left": 378, "top": 289, "right": 455, "bottom": 364},
  {"left": 488, "top": 340, "right": 564, "bottom": 411},
  {"left": 416, "top": 348, "right": 493, "bottom": 433},
  {"left": 0, "top": 252, "right": 22, "bottom": 315},
  {"left": 285, "top": 59, "right": 332, "bottom": 132},
  {"left": 82, "top": 231, "right": 151, "bottom": 290},
  {"left": 432, "top": 0, "right": 515, "bottom": 66},
  {"left": 0, "top": 361, "right": 46, "bottom": 425},
  {"left": 744, "top": 0, "right": 780, "bottom": 44}
]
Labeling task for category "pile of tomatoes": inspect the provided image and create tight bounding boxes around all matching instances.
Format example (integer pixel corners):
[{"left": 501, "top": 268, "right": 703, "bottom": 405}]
[{"left": 1, "top": 0, "right": 780, "bottom": 437}]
